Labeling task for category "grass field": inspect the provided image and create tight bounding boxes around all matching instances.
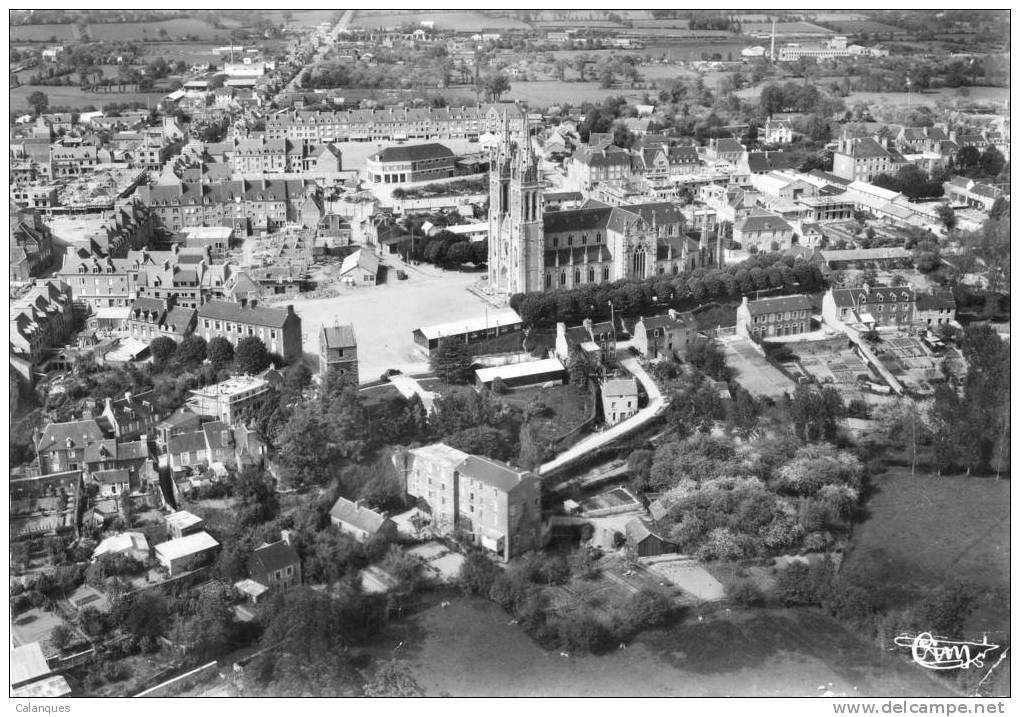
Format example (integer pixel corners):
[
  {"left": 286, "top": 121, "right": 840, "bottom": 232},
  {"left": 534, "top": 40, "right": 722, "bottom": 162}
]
[
  {"left": 503, "top": 81, "right": 652, "bottom": 107},
  {"left": 352, "top": 11, "right": 529, "bottom": 32},
  {"left": 10, "top": 84, "right": 166, "bottom": 111},
  {"left": 380, "top": 595, "right": 951, "bottom": 696},
  {"left": 10, "top": 23, "right": 77, "bottom": 42},
  {"left": 87, "top": 18, "right": 229, "bottom": 41},
  {"left": 742, "top": 21, "right": 834, "bottom": 36},
  {"left": 843, "top": 471, "right": 1009, "bottom": 609},
  {"left": 819, "top": 20, "right": 908, "bottom": 35}
]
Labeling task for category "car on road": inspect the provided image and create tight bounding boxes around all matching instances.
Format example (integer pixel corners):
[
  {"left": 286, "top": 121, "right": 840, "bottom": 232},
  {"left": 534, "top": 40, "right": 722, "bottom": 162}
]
[{"left": 396, "top": 270, "right": 408, "bottom": 280}]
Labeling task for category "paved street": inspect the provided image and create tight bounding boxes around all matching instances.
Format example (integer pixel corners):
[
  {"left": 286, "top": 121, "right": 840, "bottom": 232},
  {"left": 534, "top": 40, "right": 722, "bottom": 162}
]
[{"left": 539, "top": 347, "right": 666, "bottom": 476}]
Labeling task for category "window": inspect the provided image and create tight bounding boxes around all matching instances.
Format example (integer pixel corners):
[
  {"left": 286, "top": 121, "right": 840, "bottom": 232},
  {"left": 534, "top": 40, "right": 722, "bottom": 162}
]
[{"left": 559, "top": 272, "right": 566, "bottom": 286}]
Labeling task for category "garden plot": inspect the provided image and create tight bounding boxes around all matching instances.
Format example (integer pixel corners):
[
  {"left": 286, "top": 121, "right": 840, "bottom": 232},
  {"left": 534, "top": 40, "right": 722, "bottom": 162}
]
[{"left": 642, "top": 556, "right": 726, "bottom": 602}]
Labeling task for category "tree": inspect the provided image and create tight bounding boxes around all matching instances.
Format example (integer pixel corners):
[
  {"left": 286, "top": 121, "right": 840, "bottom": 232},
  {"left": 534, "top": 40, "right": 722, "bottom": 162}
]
[
  {"left": 480, "top": 72, "right": 511, "bottom": 102},
  {"left": 27, "top": 91, "right": 49, "bottom": 115},
  {"left": 235, "top": 336, "right": 270, "bottom": 374},
  {"left": 936, "top": 204, "right": 957, "bottom": 234},
  {"left": 149, "top": 336, "right": 177, "bottom": 367},
  {"left": 988, "top": 196, "right": 1009, "bottom": 221},
  {"left": 281, "top": 361, "right": 312, "bottom": 405},
  {"left": 429, "top": 338, "right": 474, "bottom": 383},
  {"left": 234, "top": 466, "right": 279, "bottom": 528},
  {"left": 573, "top": 55, "right": 590, "bottom": 83},
  {"left": 445, "top": 241, "right": 473, "bottom": 266},
  {"left": 207, "top": 336, "right": 234, "bottom": 370},
  {"left": 790, "top": 385, "right": 844, "bottom": 442},
  {"left": 687, "top": 338, "right": 729, "bottom": 381},
  {"left": 274, "top": 407, "right": 339, "bottom": 487},
  {"left": 174, "top": 335, "right": 207, "bottom": 368},
  {"left": 169, "top": 581, "right": 238, "bottom": 660},
  {"left": 517, "top": 421, "right": 548, "bottom": 470},
  {"left": 979, "top": 146, "right": 1005, "bottom": 178},
  {"left": 50, "top": 624, "right": 73, "bottom": 651},
  {"left": 111, "top": 591, "right": 169, "bottom": 639}
]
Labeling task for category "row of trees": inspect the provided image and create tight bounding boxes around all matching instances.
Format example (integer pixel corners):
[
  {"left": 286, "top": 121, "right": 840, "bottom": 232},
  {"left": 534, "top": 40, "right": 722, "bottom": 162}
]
[{"left": 510, "top": 252, "right": 827, "bottom": 328}]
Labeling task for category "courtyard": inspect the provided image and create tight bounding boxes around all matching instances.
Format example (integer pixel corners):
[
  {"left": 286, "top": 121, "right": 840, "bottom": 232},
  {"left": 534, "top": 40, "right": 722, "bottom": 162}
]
[{"left": 284, "top": 262, "right": 496, "bottom": 381}]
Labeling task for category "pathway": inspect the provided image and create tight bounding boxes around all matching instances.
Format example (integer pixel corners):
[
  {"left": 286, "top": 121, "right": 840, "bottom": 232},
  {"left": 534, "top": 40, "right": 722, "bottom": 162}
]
[
  {"left": 389, "top": 374, "right": 438, "bottom": 413},
  {"left": 538, "top": 347, "right": 666, "bottom": 477}
]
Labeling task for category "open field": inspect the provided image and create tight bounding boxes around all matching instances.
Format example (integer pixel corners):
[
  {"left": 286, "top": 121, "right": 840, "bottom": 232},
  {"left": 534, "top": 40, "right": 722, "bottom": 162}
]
[
  {"left": 843, "top": 471, "right": 1010, "bottom": 609},
  {"left": 10, "top": 23, "right": 78, "bottom": 42},
  {"left": 742, "top": 21, "right": 834, "bottom": 36},
  {"left": 87, "top": 18, "right": 229, "bottom": 41},
  {"left": 279, "top": 267, "right": 490, "bottom": 381},
  {"left": 352, "top": 11, "right": 529, "bottom": 32},
  {"left": 10, "top": 84, "right": 165, "bottom": 111},
  {"left": 11, "top": 607, "right": 64, "bottom": 650},
  {"left": 817, "top": 20, "right": 908, "bottom": 35},
  {"left": 381, "top": 595, "right": 952, "bottom": 696},
  {"left": 504, "top": 81, "right": 651, "bottom": 107}
]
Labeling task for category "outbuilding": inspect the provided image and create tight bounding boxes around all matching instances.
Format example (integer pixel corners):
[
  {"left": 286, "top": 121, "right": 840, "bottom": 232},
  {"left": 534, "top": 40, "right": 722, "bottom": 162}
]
[
  {"left": 475, "top": 357, "right": 566, "bottom": 391},
  {"left": 153, "top": 531, "right": 220, "bottom": 576}
]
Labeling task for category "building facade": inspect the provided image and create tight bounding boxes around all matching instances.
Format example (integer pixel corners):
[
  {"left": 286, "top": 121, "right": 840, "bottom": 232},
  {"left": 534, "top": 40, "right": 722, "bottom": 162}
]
[
  {"left": 736, "top": 294, "right": 813, "bottom": 340},
  {"left": 319, "top": 324, "right": 359, "bottom": 381},
  {"left": 195, "top": 299, "right": 303, "bottom": 362}
]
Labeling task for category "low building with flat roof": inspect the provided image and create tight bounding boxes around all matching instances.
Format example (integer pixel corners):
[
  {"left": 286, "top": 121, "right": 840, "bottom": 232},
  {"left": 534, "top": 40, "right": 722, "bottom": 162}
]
[
  {"left": 153, "top": 531, "right": 220, "bottom": 576},
  {"left": 475, "top": 357, "right": 566, "bottom": 390},
  {"left": 413, "top": 308, "right": 523, "bottom": 356}
]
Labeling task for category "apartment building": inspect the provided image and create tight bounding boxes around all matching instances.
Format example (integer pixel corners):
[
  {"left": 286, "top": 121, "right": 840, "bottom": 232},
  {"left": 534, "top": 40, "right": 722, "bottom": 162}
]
[
  {"left": 397, "top": 444, "right": 542, "bottom": 561},
  {"left": 195, "top": 299, "right": 303, "bottom": 362}
]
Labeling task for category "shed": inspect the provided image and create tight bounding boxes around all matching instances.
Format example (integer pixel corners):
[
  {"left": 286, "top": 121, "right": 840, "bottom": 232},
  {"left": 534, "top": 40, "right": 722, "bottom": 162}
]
[
  {"left": 153, "top": 531, "right": 220, "bottom": 576},
  {"left": 475, "top": 357, "right": 566, "bottom": 390},
  {"left": 625, "top": 517, "right": 677, "bottom": 558}
]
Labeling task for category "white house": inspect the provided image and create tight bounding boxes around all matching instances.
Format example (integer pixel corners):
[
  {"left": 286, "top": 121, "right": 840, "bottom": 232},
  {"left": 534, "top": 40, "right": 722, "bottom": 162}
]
[{"left": 601, "top": 377, "right": 639, "bottom": 426}]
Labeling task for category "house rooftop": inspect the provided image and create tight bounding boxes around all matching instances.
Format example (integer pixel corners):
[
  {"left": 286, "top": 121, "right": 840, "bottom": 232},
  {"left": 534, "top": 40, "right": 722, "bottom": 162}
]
[
  {"left": 456, "top": 454, "right": 531, "bottom": 493},
  {"left": 154, "top": 531, "right": 219, "bottom": 560}
]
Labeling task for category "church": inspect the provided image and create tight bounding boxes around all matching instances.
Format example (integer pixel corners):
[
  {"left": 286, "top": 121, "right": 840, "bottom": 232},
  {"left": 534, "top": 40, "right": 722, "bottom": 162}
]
[{"left": 487, "top": 116, "right": 722, "bottom": 297}]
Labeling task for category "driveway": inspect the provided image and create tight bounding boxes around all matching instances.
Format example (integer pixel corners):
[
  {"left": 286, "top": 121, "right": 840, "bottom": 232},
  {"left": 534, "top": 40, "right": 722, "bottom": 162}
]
[
  {"left": 538, "top": 348, "right": 666, "bottom": 476},
  {"left": 718, "top": 335, "right": 796, "bottom": 399}
]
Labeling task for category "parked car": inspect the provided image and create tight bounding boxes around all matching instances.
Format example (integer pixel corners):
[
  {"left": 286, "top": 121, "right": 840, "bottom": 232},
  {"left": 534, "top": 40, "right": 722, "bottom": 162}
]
[{"left": 396, "top": 270, "right": 408, "bottom": 280}]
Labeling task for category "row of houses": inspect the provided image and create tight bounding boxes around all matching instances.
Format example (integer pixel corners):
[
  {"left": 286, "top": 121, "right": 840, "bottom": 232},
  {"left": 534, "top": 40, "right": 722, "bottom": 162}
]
[
  {"left": 734, "top": 284, "right": 957, "bottom": 340},
  {"left": 265, "top": 103, "right": 528, "bottom": 144}
]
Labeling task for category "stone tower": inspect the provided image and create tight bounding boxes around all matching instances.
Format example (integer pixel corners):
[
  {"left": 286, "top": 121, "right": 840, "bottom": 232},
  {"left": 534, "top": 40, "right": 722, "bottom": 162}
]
[{"left": 488, "top": 111, "right": 544, "bottom": 296}]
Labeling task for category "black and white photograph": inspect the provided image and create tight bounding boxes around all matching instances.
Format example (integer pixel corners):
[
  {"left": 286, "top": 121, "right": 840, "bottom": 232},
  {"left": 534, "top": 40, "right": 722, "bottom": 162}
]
[{"left": 8, "top": 7, "right": 1011, "bottom": 704}]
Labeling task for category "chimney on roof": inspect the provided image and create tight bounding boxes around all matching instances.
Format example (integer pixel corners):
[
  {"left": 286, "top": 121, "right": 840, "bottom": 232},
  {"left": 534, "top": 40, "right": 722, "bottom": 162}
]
[
  {"left": 105, "top": 397, "right": 113, "bottom": 415},
  {"left": 281, "top": 529, "right": 292, "bottom": 546},
  {"left": 354, "top": 500, "right": 361, "bottom": 511},
  {"left": 66, "top": 436, "right": 74, "bottom": 449},
  {"left": 125, "top": 391, "right": 132, "bottom": 404}
]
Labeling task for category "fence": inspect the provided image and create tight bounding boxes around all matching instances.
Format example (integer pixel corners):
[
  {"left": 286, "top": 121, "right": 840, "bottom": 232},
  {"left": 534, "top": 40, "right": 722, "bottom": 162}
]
[{"left": 134, "top": 661, "right": 219, "bottom": 697}]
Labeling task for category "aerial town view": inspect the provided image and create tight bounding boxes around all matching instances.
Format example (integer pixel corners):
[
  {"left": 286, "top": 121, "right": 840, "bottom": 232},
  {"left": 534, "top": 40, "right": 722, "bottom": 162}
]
[{"left": 7, "top": 8, "right": 1011, "bottom": 703}]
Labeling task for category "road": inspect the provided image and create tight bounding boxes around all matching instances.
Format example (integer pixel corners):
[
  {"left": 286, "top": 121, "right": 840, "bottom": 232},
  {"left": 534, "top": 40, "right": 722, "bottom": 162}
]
[
  {"left": 538, "top": 347, "right": 666, "bottom": 477},
  {"left": 285, "top": 9, "right": 355, "bottom": 94}
]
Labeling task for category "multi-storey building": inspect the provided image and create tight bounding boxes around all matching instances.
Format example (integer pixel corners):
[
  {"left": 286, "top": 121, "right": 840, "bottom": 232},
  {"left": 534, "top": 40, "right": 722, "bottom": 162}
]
[
  {"left": 127, "top": 297, "right": 197, "bottom": 343},
  {"left": 49, "top": 143, "right": 99, "bottom": 179},
  {"left": 736, "top": 294, "right": 813, "bottom": 340},
  {"left": 365, "top": 143, "right": 456, "bottom": 184},
  {"left": 397, "top": 444, "right": 543, "bottom": 561},
  {"left": 822, "top": 285, "right": 916, "bottom": 329},
  {"left": 34, "top": 419, "right": 109, "bottom": 474},
  {"left": 10, "top": 205, "right": 55, "bottom": 281},
  {"left": 265, "top": 103, "right": 526, "bottom": 144},
  {"left": 187, "top": 375, "right": 273, "bottom": 424},
  {"left": 832, "top": 131, "right": 910, "bottom": 183},
  {"left": 601, "top": 377, "right": 639, "bottom": 426},
  {"left": 10, "top": 279, "right": 75, "bottom": 381},
  {"left": 137, "top": 177, "right": 313, "bottom": 235},
  {"left": 195, "top": 299, "right": 303, "bottom": 362},
  {"left": 631, "top": 310, "right": 694, "bottom": 360},
  {"left": 568, "top": 143, "right": 634, "bottom": 188},
  {"left": 733, "top": 209, "right": 794, "bottom": 253}
]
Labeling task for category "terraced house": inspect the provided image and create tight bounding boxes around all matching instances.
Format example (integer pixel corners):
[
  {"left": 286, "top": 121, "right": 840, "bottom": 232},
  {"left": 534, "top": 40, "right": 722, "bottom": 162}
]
[
  {"left": 822, "top": 285, "right": 916, "bottom": 329},
  {"left": 195, "top": 299, "right": 303, "bottom": 362},
  {"left": 736, "top": 294, "right": 813, "bottom": 340},
  {"left": 265, "top": 103, "right": 526, "bottom": 144},
  {"left": 832, "top": 130, "right": 910, "bottom": 182},
  {"left": 138, "top": 176, "right": 313, "bottom": 235},
  {"left": 9, "top": 279, "right": 74, "bottom": 382}
]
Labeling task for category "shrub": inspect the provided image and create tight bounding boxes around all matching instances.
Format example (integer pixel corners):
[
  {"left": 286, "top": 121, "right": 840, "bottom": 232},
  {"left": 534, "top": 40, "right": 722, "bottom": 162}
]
[
  {"left": 491, "top": 376, "right": 509, "bottom": 394},
  {"left": 623, "top": 588, "right": 674, "bottom": 631},
  {"left": 728, "top": 580, "right": 765, "bottom": 607}
]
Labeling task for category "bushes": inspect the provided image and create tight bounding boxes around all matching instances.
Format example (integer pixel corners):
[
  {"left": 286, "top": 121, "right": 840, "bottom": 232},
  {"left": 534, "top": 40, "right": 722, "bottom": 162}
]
[
  {"left": 727, "top": 580, "right": 766, "bottom": 607},
  {"left": 622, "top": 588, "right": 674, "bottom": 630}
]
